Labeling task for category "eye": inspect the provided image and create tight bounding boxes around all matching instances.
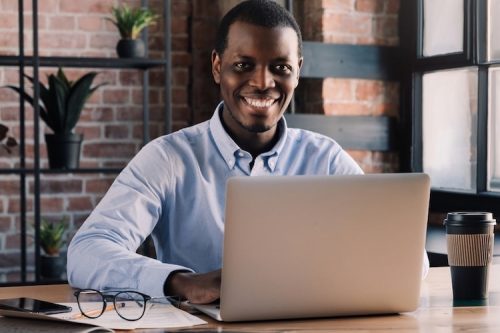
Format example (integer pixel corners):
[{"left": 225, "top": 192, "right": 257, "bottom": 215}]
[
  {"left": 273, "top": 64, "right": 292, "bottom": 75},
  {"left": 233, "top": 62, "right": 252, "bottom": 71}
]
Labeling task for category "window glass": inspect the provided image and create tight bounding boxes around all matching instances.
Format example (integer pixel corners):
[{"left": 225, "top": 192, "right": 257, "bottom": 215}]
[
  {"left": 488, "top": 0, "right": 500, "bottom": 61},
  {"left": 423, "top": 0, "right": 464, "bottom": 57},
  {"left": 422, "top": 68, "right": 477, "bottom": 191},
  {"left": 489, "top": 67, "right": 500, "bottom": 191}
]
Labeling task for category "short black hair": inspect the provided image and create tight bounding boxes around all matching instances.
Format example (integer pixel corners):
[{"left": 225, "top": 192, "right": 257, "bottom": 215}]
[{"left": 214, "top": 0, "right": 302, "bottom": 57}]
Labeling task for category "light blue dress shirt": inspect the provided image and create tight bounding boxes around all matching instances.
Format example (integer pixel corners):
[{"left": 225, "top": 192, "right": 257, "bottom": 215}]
[{"left": 67, "top": 102, "right": 394, "bottom": 297}]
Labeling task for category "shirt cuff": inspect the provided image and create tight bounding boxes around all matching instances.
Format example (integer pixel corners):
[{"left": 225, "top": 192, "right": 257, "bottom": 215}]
[{"left": 137, "top": 262, "right": 194, "bottom": 297}]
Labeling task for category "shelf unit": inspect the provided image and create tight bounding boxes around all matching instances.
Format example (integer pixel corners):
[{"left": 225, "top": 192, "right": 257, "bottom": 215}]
[{"left": 0, "top": 0, "right": 171, "bottom": 285}]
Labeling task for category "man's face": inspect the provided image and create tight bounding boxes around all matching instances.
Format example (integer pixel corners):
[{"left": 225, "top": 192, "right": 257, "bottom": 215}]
[{"left": 212, "top": 21, "right": 303, "bottom": 136}]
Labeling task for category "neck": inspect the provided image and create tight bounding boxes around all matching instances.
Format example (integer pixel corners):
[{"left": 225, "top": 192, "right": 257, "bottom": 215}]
[{"left": 220, "top": 110, "right": 281, "bottom": 159}]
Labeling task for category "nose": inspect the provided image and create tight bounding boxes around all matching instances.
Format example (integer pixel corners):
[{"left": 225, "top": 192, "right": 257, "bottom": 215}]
[{"left": 248, "top": 66, "right": 275, "bottom": 90}]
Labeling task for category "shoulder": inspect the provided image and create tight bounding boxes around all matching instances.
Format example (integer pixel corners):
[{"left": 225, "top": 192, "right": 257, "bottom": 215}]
[
  {"left": 149, "top": 120, "right": 210, "bottom": 152},
  {"left": 286, "top": 127, "right": 342, "bottom": 152},
  {"left": 285, "top": 128, "right": 364, "bottom": 175}
]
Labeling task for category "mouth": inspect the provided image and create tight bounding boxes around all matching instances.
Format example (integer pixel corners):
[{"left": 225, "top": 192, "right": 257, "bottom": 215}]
[{"left": 241, "top": 96, "right": 278, "bottom": 110}]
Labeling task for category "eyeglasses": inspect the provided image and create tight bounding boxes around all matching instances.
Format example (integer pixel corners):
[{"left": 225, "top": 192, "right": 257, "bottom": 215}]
[{"left": 73, "top": 289, "right": 180, "bottom": 321}]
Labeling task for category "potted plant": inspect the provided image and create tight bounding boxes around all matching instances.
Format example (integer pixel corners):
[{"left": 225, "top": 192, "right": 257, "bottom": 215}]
[
  {"left": 106, "top": 4, "right": 159, "bottom": 58},
  {"left": 39, "top": 218, "right": 67, "bottom": 280},
  {"left": 6, "top": 68, "right": 103, "bottom": 169},
  {"left": 0, "top": 123, "right": 17, "bottom": 155}
]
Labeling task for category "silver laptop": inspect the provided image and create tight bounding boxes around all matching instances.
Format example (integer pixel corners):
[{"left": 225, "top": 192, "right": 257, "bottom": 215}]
[{"left": 193, "top": 173, "right": 430, "bottom": 322}]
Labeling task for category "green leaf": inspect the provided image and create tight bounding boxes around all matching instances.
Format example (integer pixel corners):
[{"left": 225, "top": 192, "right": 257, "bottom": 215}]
[
  {"left": 109, "top": 4, "right": 159, "bottom": 39},
  {"left": 4, "top": 85, "right": 55, "bottom": 131},
  {"left": 48, "top": 75, "right": 67, "bottom": 133},
  {"left": 40, "top": 219, "right": 67, "bottom": 256},
  {"left": 65, "top": 72, "right": 98, "bottom": 132}
]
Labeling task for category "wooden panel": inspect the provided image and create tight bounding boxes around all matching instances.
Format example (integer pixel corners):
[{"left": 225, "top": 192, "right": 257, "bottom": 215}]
[
  {"left": 284, "top": 114, "right": 397, "bottom": 151},
  {"left": 300, "top": 42, "right": 401, "bottom": 80}
]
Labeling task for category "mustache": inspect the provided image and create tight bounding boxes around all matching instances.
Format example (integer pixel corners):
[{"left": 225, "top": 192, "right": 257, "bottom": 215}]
[{"left": 240, "top": 91, "right": 280, "bottom": 99}]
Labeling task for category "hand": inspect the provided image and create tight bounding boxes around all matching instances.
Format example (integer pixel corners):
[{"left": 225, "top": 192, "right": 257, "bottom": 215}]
[{"left": 166, "top": 269, "right": 221, "bottom": 304}]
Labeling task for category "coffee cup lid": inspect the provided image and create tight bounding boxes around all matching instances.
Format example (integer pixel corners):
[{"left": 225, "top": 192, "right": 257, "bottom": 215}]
[{"left": 444, "top": 212, "right": 496, "bottom": 226}]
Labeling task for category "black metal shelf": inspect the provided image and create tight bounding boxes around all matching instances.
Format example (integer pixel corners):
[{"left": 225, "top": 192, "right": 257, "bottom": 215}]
[
  {"left": 0, "top": 55, "right": 167, "bottom": 69},
  {"left": 0, "top": 0, "right": 172, "bottom": 285}
]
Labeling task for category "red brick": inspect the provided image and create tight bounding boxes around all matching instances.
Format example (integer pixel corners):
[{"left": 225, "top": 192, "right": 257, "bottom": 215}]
[
  {"left": 67, "top": 196, "right": 93, "bottom": 211},
  {"left": 119, "top": 71, "right": 143, "bottom": 86},
  {"left": 323, "top": 13, "right": 372, "bottom": 35},
  {"left": 40, "top": 197, "right": 64, "bottom": 213},
  {"left": 6, "top": 234, "right": 20, "bottom": 249},
  {"left": 0, "top": 179, "right": 20, "bottom": 195},
  {"left": 323, "top": 78, "right": 353, "bottom": 101},
  {"left": 0, "top": 216, "right": 11, "bottom": 232},
  {"left": 355, "top": 80, "right": 384, "bottom": 101},
  {"left": 0, "top": 14, "right": 17, "bottom": 30},
  {"left": 172, "top": 17, "right": 188, "bottom": 35},
  {"left": 0, "top": 107, "right": 21, "bottom": 121},
  {"left": 89, "top": 34, "right": 119, "bottom": 49},
  {"left": 149, "top": 89, "right": 160, "bottom": 105},
  {"left": 77, "top": 125, "right": 101, "bottom": 140},
  {"left": 386, "top": 0, "right": 400, "bottom": 14},
  {"left": 172, "top": 52, "right": 192, "bottom": 67},
  {"left": 102, "top": 89, "right": 131, "bottom": 104},
  {"left": 38, "top": 32, "right": 86, "bottom": 50},
  {"left": 105, "top": 125, "right": 130, "bottom": 139},
  {"left": 86, "top": 178, "right": 115, "bottom": 194},
  {"left": 173, "top": 69, "right": 189, "bottom": 86},
  {"left": 35, "top": 179, "right": 83, "bottom": 194},
  {"left": 374, "top": 16, "right": 398, "bottom": 40},
  {"left": 324, "top": 102, "right": 371, "bottom": 116},
  {"left": 38, "top": 0, "right": 59, "bottom": 13},
  {"left": 172, "top": 36, "right": 189, "bottom": 51},
  {"left": 172, "top": 87, "right": 188, "bottom": 104},
  {"left": 77, "top": 16, "right": 104, "bottom": 32},
  {"left": 83, "top": 143, "right": 136, "bottom": 158},
  {"left": 115, "top": 106, "right": 143, "bottom": 121},
  {"left": 172, "top": 0, "right": 191, "bottom": 16},
  {"left": 193, "top": 0, "right": 220, "bottom": 17},
  {"left": 355, "top": 0, "right": 384, "bottom": 13},
  {"left": 80, "top": 107, "right": 113, "bottom": 122},
  {"left": 8, "top": 197, "right": 33, "bottom": 213},
  {"left": 48, "top": 16, "right": 76, "bottom": 30},
  {"left": 322, "top": 0, "right": 353, "bottom": 11},
  {"left": 60, "top": 1, "right": 110, "bottom": 14}
]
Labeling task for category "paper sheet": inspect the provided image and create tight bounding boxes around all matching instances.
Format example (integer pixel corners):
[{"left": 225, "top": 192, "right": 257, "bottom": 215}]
[{"left": 51, "top": 302, "right": 207, "bottom": 330}]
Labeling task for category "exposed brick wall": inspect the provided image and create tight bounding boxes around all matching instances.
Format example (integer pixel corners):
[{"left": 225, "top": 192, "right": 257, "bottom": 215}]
[
  {"left": 295, "top": 0, "right": 400, "bottom": 173},
  {"left": 0, "top": 0, "right": 190, "bottom": 282}
]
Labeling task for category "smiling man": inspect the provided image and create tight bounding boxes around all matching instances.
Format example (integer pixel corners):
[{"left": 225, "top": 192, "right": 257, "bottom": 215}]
[{"left": 67, "top": 0, "right": 365, "bottom": 304}]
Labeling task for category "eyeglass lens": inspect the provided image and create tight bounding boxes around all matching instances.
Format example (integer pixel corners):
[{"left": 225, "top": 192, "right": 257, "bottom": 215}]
[
  {"left": 114, "top": 291, "right": 147, "bottom": 321},
  {"left": 76, "top": 290, "right": 105, "bottom": 318}
]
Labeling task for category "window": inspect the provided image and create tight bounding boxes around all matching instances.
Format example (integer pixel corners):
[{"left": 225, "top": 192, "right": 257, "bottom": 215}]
[{"left": 401, "top": 0, "right": 500, "bottom": 215}]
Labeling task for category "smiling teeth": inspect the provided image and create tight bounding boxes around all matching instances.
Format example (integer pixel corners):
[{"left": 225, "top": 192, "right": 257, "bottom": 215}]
[{"left": 244, "top": 98, "right": 274, "bottom": 108}]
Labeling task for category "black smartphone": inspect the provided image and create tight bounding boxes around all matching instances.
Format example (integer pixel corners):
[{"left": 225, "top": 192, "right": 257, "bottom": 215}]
[{"left": 0, "top": 297, "right": 72, "bottom": 315}]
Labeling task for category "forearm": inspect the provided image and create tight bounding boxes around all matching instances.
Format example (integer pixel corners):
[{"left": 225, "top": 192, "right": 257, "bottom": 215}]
[
  {"left": 164, "top": 269, "right": 221, "bottom": 304},
  {"left": 67, "top": 230, "right": 192, "bottom": 297}
]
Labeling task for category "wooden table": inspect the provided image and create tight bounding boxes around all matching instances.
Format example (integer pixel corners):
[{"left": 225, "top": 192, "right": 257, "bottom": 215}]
[{"left": 2, "top": 265, "right": 500, "bottom": 332}]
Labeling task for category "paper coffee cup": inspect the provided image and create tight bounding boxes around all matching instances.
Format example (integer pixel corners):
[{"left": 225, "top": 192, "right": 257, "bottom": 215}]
[{"left": 444, "top": 212, "right": 496, "bottom": 300}]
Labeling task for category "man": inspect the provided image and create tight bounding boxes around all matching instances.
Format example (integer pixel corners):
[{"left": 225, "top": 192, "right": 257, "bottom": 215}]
[{"left": 68, "top": 0, "right": 418, "bottom": 305}]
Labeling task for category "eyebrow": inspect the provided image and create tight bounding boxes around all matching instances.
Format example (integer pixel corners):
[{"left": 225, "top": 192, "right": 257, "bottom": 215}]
[{"left": 234, "top": 55, "right": 292, "bottom": 63}]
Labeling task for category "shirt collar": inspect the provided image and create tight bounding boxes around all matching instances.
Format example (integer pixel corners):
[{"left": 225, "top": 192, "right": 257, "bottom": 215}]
[{"left": 209, "top": 102, "right": 288, "bottom": 171}]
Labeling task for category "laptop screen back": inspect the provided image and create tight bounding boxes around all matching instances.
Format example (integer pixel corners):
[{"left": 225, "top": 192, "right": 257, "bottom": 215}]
[{"left": 220, "top": 173, "right": 430, "bottom": 321}]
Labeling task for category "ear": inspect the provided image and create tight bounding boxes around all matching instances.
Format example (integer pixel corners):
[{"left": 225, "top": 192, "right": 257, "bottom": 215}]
[
  {"left": 294, "top": 57, "right": 304, "bottom": 88},
  {"left": 212, "top": 50, "right": 221, "bottom": 84}
]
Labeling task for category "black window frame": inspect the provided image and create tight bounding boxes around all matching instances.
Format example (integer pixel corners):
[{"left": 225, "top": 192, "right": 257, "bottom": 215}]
[{"left": 400, "top": 0, "right": 500, "bottom": 217}]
